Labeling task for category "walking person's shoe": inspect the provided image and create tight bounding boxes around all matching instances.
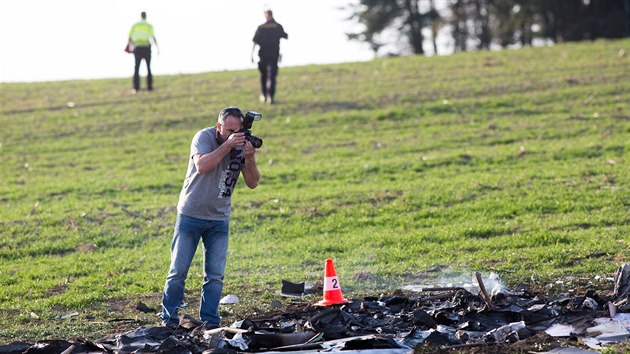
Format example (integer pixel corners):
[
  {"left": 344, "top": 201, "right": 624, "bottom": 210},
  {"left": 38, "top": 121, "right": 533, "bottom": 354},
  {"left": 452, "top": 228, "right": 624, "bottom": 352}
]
[
  {"left": 259, "top": 94, "right": 266, "bottom": 103},
  {"left": 266, "top": 95, "right": 274, "bottom": 105}
]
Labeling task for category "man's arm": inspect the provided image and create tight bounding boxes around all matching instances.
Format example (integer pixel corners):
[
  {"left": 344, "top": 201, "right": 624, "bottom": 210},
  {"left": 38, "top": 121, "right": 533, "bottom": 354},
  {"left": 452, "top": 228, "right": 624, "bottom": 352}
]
[
  {"left": 251, "top": 42, "right": 257, "bottom": 63},
  {"left": 241, "top": 141, "right": 260, "bottom": 189},
  {"left": 194, "top": 132, "right": 245, "bottom": 175},
  {"left": 152, "top": 36, "right": 160, "bottom": 54},
  {"left": 128, "top": 27, "right": 134, "bottom": 48},
  {"left": 252, "top": 26, "right": 262, "bottom": 63},
  {"left": 193, "top": 144, "right": 230, "bottom": 175}
]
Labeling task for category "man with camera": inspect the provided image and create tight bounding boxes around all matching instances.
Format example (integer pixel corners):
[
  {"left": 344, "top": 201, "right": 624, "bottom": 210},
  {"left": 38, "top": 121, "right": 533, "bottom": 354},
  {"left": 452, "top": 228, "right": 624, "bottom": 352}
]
[
  {"left": 160, "top": 107, "right": 260, "bottom": 330},
  {"left": 252, "top": 9, "right": 288, "bottom": 104}
]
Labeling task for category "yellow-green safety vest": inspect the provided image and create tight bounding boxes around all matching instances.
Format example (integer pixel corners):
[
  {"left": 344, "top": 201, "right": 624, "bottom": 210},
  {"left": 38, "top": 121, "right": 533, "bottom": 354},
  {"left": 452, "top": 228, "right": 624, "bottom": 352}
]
[{"left": 129, "top": 20, "right": 154, "bottom": 46}]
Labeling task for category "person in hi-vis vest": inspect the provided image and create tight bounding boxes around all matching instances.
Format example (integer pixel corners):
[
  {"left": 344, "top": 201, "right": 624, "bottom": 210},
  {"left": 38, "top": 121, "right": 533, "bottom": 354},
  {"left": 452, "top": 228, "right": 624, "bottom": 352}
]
[{"left": 128, "top": 11, "right": 159, "bottom": 93}]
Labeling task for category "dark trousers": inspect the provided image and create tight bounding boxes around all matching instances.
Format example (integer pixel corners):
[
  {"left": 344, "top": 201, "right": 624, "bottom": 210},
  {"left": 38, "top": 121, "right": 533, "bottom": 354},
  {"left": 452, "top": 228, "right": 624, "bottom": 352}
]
[
  {"left": 257, "top": 58, "right": 279, "bottom": 98},
  {"left": 133, "top": 46, "right": 152, "bottom": 91}
]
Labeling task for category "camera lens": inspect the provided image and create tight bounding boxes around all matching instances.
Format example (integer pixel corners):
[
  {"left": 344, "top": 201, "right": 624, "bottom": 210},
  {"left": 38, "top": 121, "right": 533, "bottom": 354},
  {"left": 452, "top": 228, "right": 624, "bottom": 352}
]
[{"left": 247, "top": 135, "right": 263, "bottom": 148}]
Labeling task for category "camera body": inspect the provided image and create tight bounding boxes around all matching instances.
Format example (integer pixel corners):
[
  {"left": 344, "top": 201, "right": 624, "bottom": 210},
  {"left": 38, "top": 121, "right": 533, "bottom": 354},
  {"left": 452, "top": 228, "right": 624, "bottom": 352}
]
[{"left": 238, "top": 111, "right": 263, "bottom": 148}]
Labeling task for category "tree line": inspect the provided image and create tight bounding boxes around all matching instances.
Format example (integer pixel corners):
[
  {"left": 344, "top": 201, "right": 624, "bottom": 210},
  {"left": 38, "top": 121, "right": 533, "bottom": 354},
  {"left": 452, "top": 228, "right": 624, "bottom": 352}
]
[{"left": 346, "top": 0, "right": 630, "bottom": 56}]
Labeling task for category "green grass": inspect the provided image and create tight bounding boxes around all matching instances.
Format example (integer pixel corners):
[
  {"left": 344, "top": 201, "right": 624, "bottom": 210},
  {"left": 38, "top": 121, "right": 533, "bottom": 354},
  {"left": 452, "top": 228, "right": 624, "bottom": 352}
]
[{"left": 1, "top": 39, "right": 629, "bottom": 344}]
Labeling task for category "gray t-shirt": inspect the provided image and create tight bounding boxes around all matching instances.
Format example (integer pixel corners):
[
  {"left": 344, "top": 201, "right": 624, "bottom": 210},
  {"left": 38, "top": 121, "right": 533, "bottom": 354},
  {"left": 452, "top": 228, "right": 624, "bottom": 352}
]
[{"left": 177, "top": 127, "right": 243, "bottom": 221}]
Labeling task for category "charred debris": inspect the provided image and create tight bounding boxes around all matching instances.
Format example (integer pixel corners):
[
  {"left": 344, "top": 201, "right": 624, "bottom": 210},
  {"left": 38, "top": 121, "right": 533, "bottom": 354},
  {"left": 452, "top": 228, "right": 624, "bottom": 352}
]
[{"left": 2, "top": 264, "right": 629, "bottom": 353}]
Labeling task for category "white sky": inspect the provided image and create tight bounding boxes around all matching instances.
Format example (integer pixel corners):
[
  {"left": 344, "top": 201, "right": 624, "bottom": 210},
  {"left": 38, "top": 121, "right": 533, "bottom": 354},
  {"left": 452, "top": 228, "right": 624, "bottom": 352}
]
[{"left": 0, "top": 0, "right": 375, "bottom": 83}]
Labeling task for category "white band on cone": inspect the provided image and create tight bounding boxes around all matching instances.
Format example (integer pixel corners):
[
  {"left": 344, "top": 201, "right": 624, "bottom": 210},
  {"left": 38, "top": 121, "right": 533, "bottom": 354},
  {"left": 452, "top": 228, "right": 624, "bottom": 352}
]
[{"left": 324, "top": 276, "right": 341, "bottom": 291}]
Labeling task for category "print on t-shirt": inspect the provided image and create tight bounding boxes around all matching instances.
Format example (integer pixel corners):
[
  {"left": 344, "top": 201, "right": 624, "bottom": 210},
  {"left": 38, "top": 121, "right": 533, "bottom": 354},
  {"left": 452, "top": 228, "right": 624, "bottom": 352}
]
[{"left": 218, "top": 148, "right": 244, "bottom": 198}]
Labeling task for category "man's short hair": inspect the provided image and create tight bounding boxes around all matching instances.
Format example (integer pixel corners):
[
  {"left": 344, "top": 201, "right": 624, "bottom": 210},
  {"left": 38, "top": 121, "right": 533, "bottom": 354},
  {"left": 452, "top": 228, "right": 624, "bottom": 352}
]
[
  {"left": 218, "top": 106, "right": 243, "bottom": 125},
  {"left": 141, "top": 11, "right": 147, "bottom": 19}
]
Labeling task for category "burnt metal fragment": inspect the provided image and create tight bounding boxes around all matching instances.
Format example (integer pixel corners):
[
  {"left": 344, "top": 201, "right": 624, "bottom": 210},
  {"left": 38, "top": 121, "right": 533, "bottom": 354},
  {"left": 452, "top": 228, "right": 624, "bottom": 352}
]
[
  {"left": 412, "top": 309, "right": 437, "bottom": 328},
  {"left": 0, "top": 341, "right": 31, "bottom": 354},
  {"left": 476, "top": 271, "right": 494, "bottom": 310},
  {"left": 613, "top": 263, "right": 630, "bottom": 299},
  {"left": 281, "top": 280, "right": 305, "bottom": 296},
  {"left": 135, "top": 301, "right": 156, "bottom": 313}
]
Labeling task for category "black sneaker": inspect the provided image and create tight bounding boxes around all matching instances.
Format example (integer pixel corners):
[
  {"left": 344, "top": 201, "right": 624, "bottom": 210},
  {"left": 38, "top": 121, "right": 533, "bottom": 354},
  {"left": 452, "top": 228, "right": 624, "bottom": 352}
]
[
  {"left": 203, "top": 323, "right": 220, "bottom": 330},
  {"left": 161, "top": 319, "right": 179, "bottom": 329}
]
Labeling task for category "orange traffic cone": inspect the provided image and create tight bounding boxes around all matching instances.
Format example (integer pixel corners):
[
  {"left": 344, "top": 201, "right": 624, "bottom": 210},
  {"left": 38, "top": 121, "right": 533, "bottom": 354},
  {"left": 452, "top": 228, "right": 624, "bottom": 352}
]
[{"left": 315, "top": 258, "right": 349, "bottom": 306}]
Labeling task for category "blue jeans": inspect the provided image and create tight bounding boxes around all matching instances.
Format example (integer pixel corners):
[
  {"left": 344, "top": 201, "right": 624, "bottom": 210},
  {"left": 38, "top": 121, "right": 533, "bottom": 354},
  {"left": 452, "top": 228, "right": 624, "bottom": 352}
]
[{"left": 161, "top": 214, "right": 229, "bottom": 326}]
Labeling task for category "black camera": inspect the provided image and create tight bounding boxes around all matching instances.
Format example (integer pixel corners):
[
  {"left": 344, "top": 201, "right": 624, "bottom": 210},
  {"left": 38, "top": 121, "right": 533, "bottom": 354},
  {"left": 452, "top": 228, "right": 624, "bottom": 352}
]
[{"left": 239, "top": 111, "right": 263, "bottom": 148}]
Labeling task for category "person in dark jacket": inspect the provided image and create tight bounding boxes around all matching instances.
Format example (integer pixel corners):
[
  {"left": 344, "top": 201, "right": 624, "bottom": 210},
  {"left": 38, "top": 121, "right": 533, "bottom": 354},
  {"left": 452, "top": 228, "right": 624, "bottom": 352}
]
[{"left": 251, "top": 9, "right": 288, "bottom": 104}]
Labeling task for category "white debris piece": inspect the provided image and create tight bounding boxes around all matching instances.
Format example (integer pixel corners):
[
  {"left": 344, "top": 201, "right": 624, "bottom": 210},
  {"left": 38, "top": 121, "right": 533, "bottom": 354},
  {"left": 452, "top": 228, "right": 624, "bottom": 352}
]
[
  {"left": 486, "top": 321, "right": 526, "bottom": 342},
  {"left": 613, "top": 313, "right": 630, "bottom": 330},
  {"left": 585, "top": 318, "right": 630, "bottom": 344},
  {"left": 55, "top": 312, "right": 80, "bottom": 320},
  {"left": 222, "top": 332, "right": 248, "bottom": 350},
  {"left": 219, "top": 294, "right": 239, "bottom": 304},
  {"left": 545, "top": 323, "right": 576, "bottom": 337}
]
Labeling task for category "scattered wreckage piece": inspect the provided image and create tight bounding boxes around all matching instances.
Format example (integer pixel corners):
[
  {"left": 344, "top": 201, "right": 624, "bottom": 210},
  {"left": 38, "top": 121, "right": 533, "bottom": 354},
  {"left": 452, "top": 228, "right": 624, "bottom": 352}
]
[
  {"left": 613, "top": 263, "right": 630, "bottom": 299},
  {"left": 475, "top": 271, "right": 494, "bottom": 310},
  {"left": 614, "top": 263, "right": 630, "bottom": 312}
]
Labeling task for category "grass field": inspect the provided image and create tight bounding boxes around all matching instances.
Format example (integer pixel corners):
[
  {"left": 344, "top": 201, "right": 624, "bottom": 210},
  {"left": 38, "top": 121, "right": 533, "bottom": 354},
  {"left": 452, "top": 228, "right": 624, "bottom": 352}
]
[{"left": 1, "top": 38, "right": 629, "bottom": 344}]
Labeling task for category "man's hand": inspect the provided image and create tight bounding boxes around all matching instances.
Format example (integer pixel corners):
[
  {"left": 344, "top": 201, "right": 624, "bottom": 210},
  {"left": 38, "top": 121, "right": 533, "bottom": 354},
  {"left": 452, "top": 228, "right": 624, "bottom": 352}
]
[
  {"left": 243, "top": 140, "right": 256, "bottom": 159},
  {"left": 241, "top": 139, "right": 259, "bottom": 189},
  {"left": 225, "top": 132, "right": 246, "bottom": 149}
]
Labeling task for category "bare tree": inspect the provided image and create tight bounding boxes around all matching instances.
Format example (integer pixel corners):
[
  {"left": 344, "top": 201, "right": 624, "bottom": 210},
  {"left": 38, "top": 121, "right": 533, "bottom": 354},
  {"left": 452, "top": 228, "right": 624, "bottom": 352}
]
[
  {"left": 346, "top": 0, "right": 437, "bottom": 56},
  {"left": 345, "top": 0, "right": 630, "bottom": 57}
]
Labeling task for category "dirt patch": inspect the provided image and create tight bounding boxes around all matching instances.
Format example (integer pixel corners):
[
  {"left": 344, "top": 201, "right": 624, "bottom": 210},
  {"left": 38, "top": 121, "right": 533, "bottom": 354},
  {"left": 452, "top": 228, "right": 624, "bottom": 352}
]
[
  {"left": 46, "top": 283, "right": 69, "bottom": 297},
  {"left": 105, "top": 294, "right": 161, "bottom": 316}
]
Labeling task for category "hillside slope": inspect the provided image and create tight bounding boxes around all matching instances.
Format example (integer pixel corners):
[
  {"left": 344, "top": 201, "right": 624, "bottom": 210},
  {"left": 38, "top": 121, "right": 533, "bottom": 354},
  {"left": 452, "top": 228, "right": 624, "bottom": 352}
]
[{"left": 1, "top": 39, "right": 629, "bottom": 342}]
